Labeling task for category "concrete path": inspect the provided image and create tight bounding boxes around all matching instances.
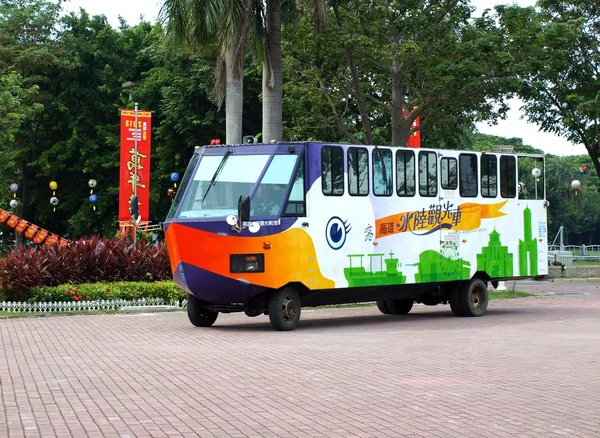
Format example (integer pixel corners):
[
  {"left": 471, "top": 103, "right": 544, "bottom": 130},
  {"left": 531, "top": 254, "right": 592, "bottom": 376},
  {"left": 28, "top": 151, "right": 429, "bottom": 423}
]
[{"left": 1, "top": 280, "right": 599, "bottom": 437}]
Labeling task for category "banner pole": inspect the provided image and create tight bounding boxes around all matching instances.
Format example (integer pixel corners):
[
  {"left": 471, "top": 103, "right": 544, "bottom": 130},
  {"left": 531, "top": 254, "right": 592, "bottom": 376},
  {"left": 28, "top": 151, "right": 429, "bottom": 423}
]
[{"left": 134, "top": 103, "right": 139, "bottom": 244}]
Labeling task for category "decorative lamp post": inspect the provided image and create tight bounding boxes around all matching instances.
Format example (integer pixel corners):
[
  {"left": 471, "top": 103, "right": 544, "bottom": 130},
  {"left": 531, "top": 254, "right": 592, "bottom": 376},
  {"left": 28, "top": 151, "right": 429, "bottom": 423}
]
[
  {"left": 89, "top": 194, "right": 98, "bottom": 211},
  {"left": 571, "top": 179, "right": 581, "bottom": 197},
  {"left": 10, "top": 183, "right": 18, "bottom": 198},
  {"left": 531, "top": 168, "right": 541, "bottom": 199},
  {"left": 9, "top": 199, "right": 18, "bottom": 209}
]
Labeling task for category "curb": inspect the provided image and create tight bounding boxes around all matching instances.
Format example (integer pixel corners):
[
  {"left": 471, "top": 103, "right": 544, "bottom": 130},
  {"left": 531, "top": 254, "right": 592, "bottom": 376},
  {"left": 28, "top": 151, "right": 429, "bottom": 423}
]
[{"left": 119, "top": 305, "right": 183, "bottom": 313}]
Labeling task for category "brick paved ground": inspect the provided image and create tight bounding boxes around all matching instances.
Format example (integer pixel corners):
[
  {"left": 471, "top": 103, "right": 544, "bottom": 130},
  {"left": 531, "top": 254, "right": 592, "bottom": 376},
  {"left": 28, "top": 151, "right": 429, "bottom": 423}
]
[{"left": 1, "top": 279, "right": 600, "bottom": 438}]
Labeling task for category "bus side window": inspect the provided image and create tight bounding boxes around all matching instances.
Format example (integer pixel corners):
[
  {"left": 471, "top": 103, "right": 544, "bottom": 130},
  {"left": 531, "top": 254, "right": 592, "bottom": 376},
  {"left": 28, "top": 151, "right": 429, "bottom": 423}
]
[
  {"left": 284, "top": 158, "right": 306, "bottom": 217},
  {"left": 373, "top": 148, "right": 393, "bottom": 196},
  {"left": 418, "top": 151, "right": 437, "bottom": 197},
  {"left": 500, "top": 156, "right": 516, "bottom": 198},
  {"left": 459, "top": 153, "right": 478, "bottom": 197},
  {"left": 481, "top": 154, "right": 498, "bottom": 198},
  {"left": 348, "top": 147, "right": 369, "bottom": 195},
  {"left": 396, "top": 150, "right": 415, "bottom": 196},
  {"left": 440, "top": 157, "right": 457, "bottom": 190},
  {"left": 322, "top": 146, "right": 344, "bottom": 196}
]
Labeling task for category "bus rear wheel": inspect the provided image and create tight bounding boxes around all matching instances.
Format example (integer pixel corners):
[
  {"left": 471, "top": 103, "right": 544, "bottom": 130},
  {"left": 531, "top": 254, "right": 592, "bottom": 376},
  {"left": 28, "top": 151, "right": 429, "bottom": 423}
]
[
  {"left": 386, "top": 299, "right": 413, "bottom": 315},
  {"left": 187, "top": 294, "right": 218, "bottom": 327},
  {"left": 376, "top": 300, "right": 391, "bottom": 314},
  {"left": 268, "top": 287, "right": 301, "bottom": 331},
  {"left": 450, "top": 279, "right": 488, "bottom": 317}
]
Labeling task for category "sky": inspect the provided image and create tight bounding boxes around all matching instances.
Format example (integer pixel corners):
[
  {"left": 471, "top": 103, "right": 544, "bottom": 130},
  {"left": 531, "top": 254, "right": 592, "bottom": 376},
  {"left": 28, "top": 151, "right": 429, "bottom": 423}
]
[{"left": 61, "top": 0, "right": 589, "bottom": 157}]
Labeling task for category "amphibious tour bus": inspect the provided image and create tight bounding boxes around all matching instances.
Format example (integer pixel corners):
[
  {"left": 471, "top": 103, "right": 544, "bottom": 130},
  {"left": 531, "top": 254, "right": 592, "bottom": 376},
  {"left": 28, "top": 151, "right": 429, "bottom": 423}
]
[{"left": 164, "top": 141, "right": 548, "bottom": 331}]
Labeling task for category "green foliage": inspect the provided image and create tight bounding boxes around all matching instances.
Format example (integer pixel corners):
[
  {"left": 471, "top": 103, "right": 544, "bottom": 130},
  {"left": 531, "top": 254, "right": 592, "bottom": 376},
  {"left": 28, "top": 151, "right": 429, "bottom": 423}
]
[
  {"left": 0, "top": 235, "right": 171, "bottom": 301},
  {"left": 284, "top": 0, "right": 521, "bottom": 146},
  {"left": 28, "top": 281, "right": 186, "bottom": 304},
  {"left": 497, "top": 1, "right": 600, "bottom": 180}
]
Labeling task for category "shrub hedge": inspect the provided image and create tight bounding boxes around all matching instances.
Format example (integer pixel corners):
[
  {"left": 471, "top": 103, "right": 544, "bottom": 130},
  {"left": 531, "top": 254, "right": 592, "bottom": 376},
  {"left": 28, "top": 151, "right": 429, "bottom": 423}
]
[
  {"left": 0, "top": 235, "right": 172, "bottom": 302},
  {"left": 28, "top": 281, "right": 186, "bottom": 304}
]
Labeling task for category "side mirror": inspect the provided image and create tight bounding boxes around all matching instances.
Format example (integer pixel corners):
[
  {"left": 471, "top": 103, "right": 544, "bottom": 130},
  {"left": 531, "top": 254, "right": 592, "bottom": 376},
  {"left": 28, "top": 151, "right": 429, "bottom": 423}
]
[{"left": 238, "top": 195, "right": 250, "bottom": 222}]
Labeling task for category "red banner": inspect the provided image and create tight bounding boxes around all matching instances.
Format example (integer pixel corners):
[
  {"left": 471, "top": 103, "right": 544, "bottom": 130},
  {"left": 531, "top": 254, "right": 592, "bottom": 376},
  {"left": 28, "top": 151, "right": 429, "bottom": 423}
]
[
  {"left": 119, "top": 109, "right": 152, "bottom": 222},
  {"left": 407, "top": 115, "right": 421, "bottom": 148}
]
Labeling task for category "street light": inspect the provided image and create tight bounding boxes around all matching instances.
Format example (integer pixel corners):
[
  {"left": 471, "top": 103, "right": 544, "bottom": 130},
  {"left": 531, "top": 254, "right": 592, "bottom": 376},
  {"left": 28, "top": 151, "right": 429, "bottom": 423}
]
[{"left": 121, "top": 81, "right": 135, "bottom": 102}]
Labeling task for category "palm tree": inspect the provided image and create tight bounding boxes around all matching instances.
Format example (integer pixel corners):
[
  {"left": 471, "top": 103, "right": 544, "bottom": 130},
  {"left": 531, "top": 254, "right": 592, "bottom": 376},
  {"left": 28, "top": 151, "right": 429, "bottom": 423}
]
[
  {"left": 160, "top": 0, "right": 326, "bottom": 144},
  {"left": 159, "top": 0, "right": 249, "bottom": 145}
]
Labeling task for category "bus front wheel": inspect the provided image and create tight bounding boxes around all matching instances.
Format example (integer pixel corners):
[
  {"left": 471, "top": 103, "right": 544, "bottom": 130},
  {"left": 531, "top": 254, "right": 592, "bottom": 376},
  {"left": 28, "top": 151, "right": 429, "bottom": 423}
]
[
  {"left": 268, "top": 287, "right": 301, "bottom": 331},
  {"left": 187, "top": 294, "right": 218, "bottom": 327}
]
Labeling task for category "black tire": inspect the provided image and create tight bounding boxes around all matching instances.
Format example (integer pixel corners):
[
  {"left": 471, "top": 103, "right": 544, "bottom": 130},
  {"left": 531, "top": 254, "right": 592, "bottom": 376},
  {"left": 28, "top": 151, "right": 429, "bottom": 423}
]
[
  {"left": 268, "top": 287, "right": 301, "bottom": 331},
  {"left": 449, "top": 284, "right": 464, "bottom": 316},
  {"left": 187, "top": 294, "right": 218, "bottom": 327},
  {"left": 451, "top": 279, "right": 488, "bottom": 317},
  {"left": 386, "top": 299, "right": 413, "bottom": 315},
  {"left": 376, "top": 300, "right": 391, "bottom": 314}
]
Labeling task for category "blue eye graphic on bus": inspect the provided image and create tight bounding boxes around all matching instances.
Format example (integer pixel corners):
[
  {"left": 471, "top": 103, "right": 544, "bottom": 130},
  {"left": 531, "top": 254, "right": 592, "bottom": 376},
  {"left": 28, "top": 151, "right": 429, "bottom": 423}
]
[{"left": 326, "top": 216, "right": 351, "bottom": 250}]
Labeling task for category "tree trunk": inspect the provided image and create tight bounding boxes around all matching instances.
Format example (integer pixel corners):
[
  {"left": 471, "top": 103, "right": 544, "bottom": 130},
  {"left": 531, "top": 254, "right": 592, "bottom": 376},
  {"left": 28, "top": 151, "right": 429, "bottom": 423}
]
[
  {"left": 262, "top": 0, "right": 283, "bottom": 143},
  {"left": 391, "top": 68, "right": 410, "bottom": 147},
  {"left": 225, "top": 33, "right": 243, "bottom": 145}
]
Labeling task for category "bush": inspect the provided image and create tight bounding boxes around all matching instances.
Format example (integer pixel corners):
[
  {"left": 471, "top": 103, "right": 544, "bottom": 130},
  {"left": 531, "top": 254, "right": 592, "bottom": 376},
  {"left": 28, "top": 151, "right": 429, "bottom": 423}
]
[
  {"left": 28, "top": 281, "right": 186, "bottom": 304},
  {"left": 0, "top": 235, "right": 172, "bottom": 301}
]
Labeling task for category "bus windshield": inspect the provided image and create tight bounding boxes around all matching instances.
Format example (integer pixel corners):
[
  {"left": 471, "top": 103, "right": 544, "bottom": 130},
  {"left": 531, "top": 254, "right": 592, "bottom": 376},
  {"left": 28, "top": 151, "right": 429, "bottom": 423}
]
[{"left": 176, "top": 153, "right": 299, "bottom": 219}]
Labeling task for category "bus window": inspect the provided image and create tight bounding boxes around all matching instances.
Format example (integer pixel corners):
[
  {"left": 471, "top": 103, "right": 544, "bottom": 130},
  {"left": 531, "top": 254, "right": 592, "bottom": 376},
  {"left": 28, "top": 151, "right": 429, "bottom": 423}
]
[
  {"left": 481, "top": 154, "right": 498, "bottom": 198},
  {"left": 373, "top": 148, "right": 393, "bottom": 196},
  {"left": 441, "top": 157, "right": 457, "bottom": 190},
  {"left": 418, "top": 151, "right": 437, "bottom": 197},
  {"left": 500, "top": 156, "right": 516, "bottom": 198},
  {"left": 252, "top": 154, "right": 299, "bottom": 217},
  {"left": 459, "top": 153, "right": 478, "bottom": 197},
  {"left": 348, "top": 147, "right": 369, "bottom": 195},
  {"left": 284, "top": 158, "right": 306, "bottom": 217},
  {"left": 322, "top": 146, "right": 344, "bottom": 196},
  {"left": 396, "top": 150, "right": 415, "bottom": 196},
  {"left": 178, "top": 154, "right": 270, "bottom": 219}
]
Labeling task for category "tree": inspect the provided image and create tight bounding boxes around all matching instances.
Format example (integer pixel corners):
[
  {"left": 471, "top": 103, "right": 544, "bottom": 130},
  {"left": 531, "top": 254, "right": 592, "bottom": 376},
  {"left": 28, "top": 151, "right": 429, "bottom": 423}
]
[
  {"left": 0, "top": 0, "right": 63, "bottom": 244},
  {"left": 159, "top": 0, "right": 250, "bottom": 144},
  {"left": 159, "top": 0, "right": 326, "bottom": 144},
  {"left": 498, "top": 1, "right": 600, "bottom": 181},
  {"left": 284, "top": 0, "right": 520, "bottom": 147}
]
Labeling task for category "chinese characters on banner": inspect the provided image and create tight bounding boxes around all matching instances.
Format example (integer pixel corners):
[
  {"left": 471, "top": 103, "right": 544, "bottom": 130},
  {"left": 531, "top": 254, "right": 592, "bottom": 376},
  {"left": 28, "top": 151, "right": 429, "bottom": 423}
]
[{"left": 119, "top": 109, "right": 152, "bottom": 223}]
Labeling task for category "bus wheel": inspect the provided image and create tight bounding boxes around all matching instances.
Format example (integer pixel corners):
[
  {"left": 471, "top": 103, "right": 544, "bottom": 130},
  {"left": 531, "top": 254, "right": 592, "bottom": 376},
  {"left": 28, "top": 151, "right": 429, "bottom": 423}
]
[
  {"left": 187, "top": 294, "right": 218, "bottom": 327},
  {"left": 376, "top": 301, "right": 391, "bottom": 314},
  {"left": 451, "top": 279, "right": 488, "bottom": 317},
  {"left": 268, "top": 287, "right": 301, "bottom": 331},
  {"left": 386, "top": 299, "right": 413, "bottom": 315}
]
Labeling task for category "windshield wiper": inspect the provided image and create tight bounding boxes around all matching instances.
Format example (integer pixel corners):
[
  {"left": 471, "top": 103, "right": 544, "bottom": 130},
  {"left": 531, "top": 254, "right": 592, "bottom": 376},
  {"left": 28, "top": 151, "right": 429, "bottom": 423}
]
[{"left": 201, "top": 151, "right": 232, "bottom": 204}]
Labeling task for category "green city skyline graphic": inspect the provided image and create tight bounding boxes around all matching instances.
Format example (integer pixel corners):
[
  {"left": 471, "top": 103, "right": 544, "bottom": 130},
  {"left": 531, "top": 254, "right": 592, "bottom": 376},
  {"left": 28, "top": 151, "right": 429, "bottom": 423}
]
[{"left": 343, "top": 206, "right": 538, "bottom": 287}]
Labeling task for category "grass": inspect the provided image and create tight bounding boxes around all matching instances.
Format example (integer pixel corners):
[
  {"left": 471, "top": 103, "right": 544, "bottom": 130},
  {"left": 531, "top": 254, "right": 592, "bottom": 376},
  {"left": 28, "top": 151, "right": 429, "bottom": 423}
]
[{"left": 489, "top": 290, "right": 533, "bottom": 299}]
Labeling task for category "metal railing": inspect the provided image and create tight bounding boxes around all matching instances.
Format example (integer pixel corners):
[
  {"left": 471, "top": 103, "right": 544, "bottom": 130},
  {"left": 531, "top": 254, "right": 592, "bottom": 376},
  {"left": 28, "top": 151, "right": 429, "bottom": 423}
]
[{"left": 548, "top": 244, "right": 600, "bottom": 263}]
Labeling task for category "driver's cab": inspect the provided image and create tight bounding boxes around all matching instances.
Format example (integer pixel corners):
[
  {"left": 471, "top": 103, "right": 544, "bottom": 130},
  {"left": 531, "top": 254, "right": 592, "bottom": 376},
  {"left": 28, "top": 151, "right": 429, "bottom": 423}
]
[{"left": 166, "top": 143, "right": 306, "bottom": 230}]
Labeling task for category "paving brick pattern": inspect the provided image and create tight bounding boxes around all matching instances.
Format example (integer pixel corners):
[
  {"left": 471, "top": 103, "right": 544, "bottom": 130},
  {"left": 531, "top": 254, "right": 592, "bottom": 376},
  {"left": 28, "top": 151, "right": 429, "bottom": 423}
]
[{"left": 1, "top": 280, "right": 600, "bottom": 437}]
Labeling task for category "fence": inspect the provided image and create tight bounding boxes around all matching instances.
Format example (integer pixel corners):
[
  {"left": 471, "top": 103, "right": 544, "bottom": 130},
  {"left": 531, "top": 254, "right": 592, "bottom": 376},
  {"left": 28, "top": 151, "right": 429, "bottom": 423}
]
[
  {"left": 0, "top": 298, "right": 186, "bottom": 313},
  {"left": 548, "top": 244, "right": 600, "bottom": 264}
]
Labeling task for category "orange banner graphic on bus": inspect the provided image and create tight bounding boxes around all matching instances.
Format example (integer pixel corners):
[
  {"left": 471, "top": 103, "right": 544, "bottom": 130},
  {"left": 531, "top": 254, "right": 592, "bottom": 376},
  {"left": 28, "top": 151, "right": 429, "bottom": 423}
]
[{"left": 375, "top": 200, "right": 508, "bottom": 238}]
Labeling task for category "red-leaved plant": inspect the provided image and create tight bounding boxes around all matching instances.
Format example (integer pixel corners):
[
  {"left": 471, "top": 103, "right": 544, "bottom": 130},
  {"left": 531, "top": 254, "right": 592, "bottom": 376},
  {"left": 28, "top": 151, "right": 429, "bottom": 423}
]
[{"left": 0, "top": 236, "right": 172, "bottom": 302}]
